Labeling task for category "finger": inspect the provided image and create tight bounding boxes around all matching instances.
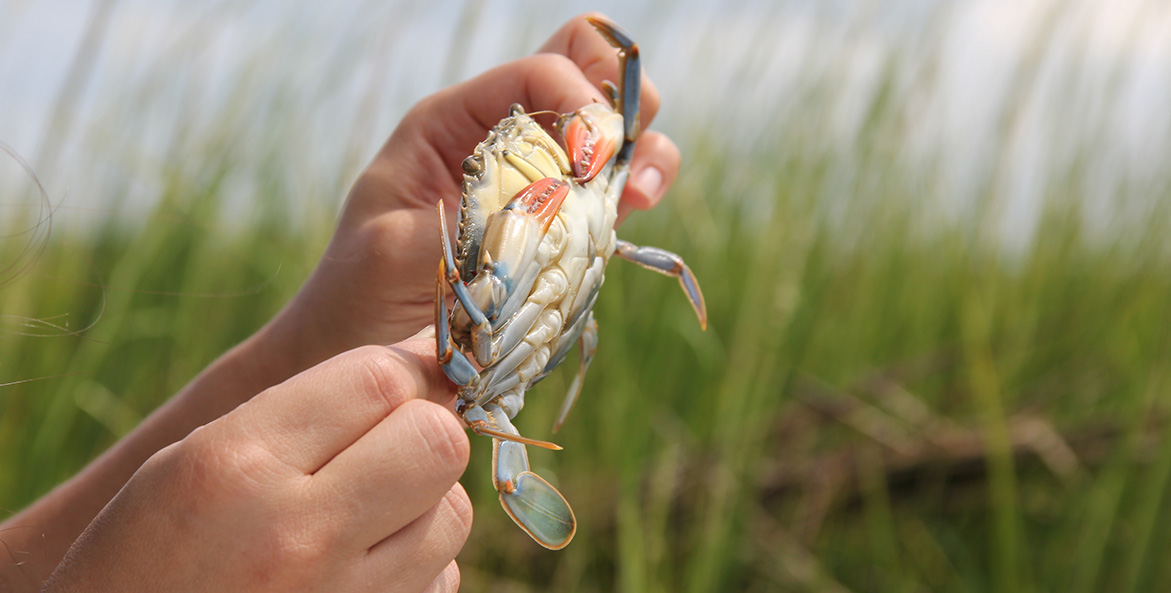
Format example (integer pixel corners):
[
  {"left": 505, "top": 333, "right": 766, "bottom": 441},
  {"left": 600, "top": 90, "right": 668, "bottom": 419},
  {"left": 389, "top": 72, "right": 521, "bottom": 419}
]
[
  {"left": 311, "top": 399, "right": 469, "bottom": 548},
  {"left": 537, "top": 12, "right": 661, "bottom": 127},
  {"left": 357, "top": 14, "right": 663, "bottom": 214},
  {"left": 362, "top": 484, "right": 471, "bottom": 590},
  {"left": 217, "top": 340, "right": 457, "bottom": 475},
  {"left": 377, "top": 53, "right": 609, "bottom": 204},
  {"left": 618, "top": 130, "right": 682, "bottom": 225},
  {"left": 419, "top": 560, "right": 461, "bottom": 593}
]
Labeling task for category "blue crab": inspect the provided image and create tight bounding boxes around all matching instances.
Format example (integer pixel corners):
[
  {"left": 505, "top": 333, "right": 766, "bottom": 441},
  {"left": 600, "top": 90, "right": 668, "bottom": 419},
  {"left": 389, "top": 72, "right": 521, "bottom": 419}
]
[{"left": 435, "top": 16, "right": 706, "bottom": 549}]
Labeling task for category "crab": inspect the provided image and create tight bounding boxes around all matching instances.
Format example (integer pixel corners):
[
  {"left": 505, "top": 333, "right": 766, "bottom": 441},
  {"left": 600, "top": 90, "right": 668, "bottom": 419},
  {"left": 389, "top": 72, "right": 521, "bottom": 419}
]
[{"left": 435, "top": 16, "right": 706, "bottom": 549}]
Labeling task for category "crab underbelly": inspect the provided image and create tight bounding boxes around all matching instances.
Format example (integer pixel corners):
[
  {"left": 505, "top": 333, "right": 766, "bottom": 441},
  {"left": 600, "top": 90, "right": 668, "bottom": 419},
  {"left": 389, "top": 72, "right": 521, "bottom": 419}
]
[{"left": 478, "top": 188, "right": 618, "bottom": 411}]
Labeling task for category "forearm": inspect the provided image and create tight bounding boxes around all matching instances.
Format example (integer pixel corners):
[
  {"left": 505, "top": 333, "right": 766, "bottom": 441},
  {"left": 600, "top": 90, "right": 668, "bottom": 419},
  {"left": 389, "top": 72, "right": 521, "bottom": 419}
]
[{"left": 0, "top": 325, "right": 298, "bottom": 590}]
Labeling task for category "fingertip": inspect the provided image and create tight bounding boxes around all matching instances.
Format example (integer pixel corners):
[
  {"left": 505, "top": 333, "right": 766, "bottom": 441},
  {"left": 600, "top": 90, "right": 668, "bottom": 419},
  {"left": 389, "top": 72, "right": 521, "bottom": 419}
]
[
  {"left": 620, "top": 131, "right": 681, "bottom": 222},
  {"left": 399, "top": 399, "right": 471, "bottom": 475},
  {"left": 630, "top": 166, "right": 664, "bottom": 209},
  {"left": 444, "top": 482, "right": 474, "bottom": 544},
  {"left": 421, "top": 560, "right": 461, "bottom": 593},
  {"left": 391, "top": 333, "right": 466, "bottom": 417},
  {"left": 384, "top": 340, "right": 459, "bottom": 406},
  {"left": 403, "top": 54, "right": 606, "bottom": 181}
]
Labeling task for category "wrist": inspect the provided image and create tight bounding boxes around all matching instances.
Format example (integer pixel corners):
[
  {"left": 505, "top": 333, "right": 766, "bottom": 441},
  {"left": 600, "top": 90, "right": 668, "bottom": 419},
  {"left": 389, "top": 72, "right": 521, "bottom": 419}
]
[{"left": 186, "top": 320, "right": 303, "bottom": 412}]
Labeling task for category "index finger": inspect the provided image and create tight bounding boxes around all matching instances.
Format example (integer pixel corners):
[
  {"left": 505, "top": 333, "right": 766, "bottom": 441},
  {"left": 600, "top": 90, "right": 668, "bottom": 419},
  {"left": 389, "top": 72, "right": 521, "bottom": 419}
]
[
  {"left": 375, "top": 16, "right": 661, "bottom": 206},
  {"left": 210, "top": 340, "right": 458, "bottom": 475},
  {"left": 379, "top": 53, "right": 608, "bottom": 204}
]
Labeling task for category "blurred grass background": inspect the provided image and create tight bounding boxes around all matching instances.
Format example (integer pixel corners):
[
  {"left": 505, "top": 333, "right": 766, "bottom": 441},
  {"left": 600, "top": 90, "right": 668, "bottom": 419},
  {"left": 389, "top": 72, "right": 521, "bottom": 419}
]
[{"left": 4, "top": 0, "right": 1171, "bottom": 591}]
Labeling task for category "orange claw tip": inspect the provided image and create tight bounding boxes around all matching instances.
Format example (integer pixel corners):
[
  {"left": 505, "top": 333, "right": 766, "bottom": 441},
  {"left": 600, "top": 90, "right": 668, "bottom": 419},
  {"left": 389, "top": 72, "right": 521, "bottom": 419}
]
[
  {"left": 512, "top": 177, "right": 570, "bottom": 232},
  {"left": 564, "top": 115, "right": 616, "bottom": 183},
  {"left": 515, "top": 177, "right": 568, "bottom": 213}
]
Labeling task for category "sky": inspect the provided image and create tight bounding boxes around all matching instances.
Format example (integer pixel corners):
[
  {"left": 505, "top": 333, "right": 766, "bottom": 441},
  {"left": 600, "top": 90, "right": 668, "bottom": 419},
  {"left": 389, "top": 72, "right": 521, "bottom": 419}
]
[{"left": 2, "top": 0, "right": 1170, "bottom": 238}]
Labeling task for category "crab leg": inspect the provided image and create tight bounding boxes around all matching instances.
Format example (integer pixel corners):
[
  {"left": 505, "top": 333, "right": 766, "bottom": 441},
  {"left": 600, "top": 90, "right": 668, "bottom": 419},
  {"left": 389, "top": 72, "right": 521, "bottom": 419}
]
[
  {"left": 553, "top": 313, "right": 598, "bottom": 433},
  {"left": 586, "top": 16, "right": 640, "bottom": 166},
  {"left": 614, "top": 239, "right": 708, "bottom": 330},
  {"left": 436, "top": 261, "right": 480, "bottom": 387},
  {"left": 463, "top": 403, "right": 577, "bottom": 549},
  {"left": 437, "top": 202, "right": 493, "bottom": 364}
]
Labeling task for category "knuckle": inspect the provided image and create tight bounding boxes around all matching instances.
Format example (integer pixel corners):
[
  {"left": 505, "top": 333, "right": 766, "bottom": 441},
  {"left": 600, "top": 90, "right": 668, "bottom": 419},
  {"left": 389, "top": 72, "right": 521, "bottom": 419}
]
[
  {"left": 165, "top": 431, "right": 222, "bottom": 491},
  {"left": 350, "top": 345, "right": 416, "bottom": 411},
  {"left": 233, "top": 522, "right": 332, "bottom": 590},
  {"left": 353, "top": 210, "right": 422, "bottom": 273},
  {"left": 136, "top": 440, "right": 185, "bottom": 488},
  {"left": 136, "top": 435, "right": 228, "bottom": 521},
  {"left": 409, "top": 91, "right": 444, "bottom": 121},
  {"left": 269, "top": 522, "right": 333, "bottom": 566},
  {"left": 163, "top": 429, "right": 268, "bottom": 501}
]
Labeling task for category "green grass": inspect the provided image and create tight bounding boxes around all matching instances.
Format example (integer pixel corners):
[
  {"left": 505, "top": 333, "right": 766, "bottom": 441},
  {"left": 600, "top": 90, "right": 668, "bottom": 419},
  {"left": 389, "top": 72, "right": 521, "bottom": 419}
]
[{"left": 5, "top": 2, "right": 1171, "bottom": 591}]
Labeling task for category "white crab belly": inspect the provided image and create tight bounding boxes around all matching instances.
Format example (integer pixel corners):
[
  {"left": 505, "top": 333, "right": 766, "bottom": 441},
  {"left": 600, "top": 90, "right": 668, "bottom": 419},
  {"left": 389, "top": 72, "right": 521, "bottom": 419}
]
[{"left": 478, "top": 183, "right": 618, "bottom": 414}]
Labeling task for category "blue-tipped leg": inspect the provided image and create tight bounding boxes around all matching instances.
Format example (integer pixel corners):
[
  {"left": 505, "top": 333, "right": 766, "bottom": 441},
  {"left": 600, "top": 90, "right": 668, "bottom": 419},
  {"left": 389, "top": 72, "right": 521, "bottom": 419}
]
[
  {"left": 466, "top": 404, "right": 576, "bottom": 549},
  {"left": 585, "top": 15, "right": 641, "bottom": 167},
  {"left": 614, "top": 239, "right": 708, "bottom": 330},
  {"left": 553, "top": 313, "right": 598, "bottom": 433},
  {"left": 437, "top": 202, "right": 493, "bottom": 364}
]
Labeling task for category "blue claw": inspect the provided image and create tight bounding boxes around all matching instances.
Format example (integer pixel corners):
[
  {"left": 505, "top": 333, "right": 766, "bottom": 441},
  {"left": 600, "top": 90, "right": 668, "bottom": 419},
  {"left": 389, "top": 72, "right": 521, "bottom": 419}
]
[
  {"left": 586, "top": 15, "right": 641, "bottom": 166},
  {"left": 436, "top": 259, "right": 480, "bottom": 387}
]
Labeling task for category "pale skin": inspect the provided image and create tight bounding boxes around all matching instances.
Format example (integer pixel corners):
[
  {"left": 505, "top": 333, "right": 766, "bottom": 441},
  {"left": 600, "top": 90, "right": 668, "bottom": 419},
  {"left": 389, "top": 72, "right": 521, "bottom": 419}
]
[{"left": 0, "top": 13, "right": 680, "bottom": 593}]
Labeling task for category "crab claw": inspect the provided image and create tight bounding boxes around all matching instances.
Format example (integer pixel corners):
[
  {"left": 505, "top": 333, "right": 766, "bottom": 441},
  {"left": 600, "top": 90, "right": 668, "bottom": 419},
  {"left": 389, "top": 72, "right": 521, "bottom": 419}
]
[
  {"left": 563, "top": 112, "right": 618, "bottom": 183},
  {"left": 585, "top": 15, "right": 641, "bottom": 166},
  {"left": 478, "top": 178, "right": 570, "bottom": 283},
  {"left": 503, "top": 177, "right": 571, "bottom": 231}
]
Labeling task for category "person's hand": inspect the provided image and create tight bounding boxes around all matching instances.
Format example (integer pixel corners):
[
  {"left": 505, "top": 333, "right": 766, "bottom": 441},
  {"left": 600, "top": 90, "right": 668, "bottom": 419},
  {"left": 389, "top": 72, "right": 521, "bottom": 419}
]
[
  {"left": 44, "top": 338, "right": 471, "bottom": 593},
  {"left": 260, "top": 13, "right": 682, "bottom": 376},
  {"left": 2, "top": 14, "right": 683, "bottom": 591}
]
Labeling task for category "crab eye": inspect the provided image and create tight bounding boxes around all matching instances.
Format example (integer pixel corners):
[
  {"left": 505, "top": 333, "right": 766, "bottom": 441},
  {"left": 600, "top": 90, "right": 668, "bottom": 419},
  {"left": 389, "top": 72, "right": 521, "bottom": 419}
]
[{"left": 462, "top": 156, "right": 483, "bottom": 175}]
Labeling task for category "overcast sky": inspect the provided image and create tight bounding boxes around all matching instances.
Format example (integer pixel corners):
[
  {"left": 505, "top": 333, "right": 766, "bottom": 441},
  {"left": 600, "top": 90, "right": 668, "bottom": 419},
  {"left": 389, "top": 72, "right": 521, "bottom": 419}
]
[{"left": 2, "top": 0, "right": 1169, "bottom": 237}]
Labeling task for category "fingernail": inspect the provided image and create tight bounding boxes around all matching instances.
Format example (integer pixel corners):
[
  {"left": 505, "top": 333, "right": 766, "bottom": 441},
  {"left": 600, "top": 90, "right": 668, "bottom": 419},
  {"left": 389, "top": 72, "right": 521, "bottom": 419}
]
[{"left": 632, "top": 166, "right": 663, "bottom": 201}]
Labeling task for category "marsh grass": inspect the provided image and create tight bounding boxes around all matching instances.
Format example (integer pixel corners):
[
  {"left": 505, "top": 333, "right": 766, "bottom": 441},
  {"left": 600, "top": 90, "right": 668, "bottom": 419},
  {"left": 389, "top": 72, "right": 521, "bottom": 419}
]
[{"left": 5, "top": 1, "right": 1171, "bottom": 591}]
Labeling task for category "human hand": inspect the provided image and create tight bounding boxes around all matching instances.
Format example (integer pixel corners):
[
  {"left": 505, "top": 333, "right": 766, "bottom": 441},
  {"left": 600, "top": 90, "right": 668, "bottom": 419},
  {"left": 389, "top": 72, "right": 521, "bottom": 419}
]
[
  {"left": 44, "top": 339, "right": 470, "bottom": 593},
  {"left": 260, "top": 13, "right": 682, "bottom": 376}
]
